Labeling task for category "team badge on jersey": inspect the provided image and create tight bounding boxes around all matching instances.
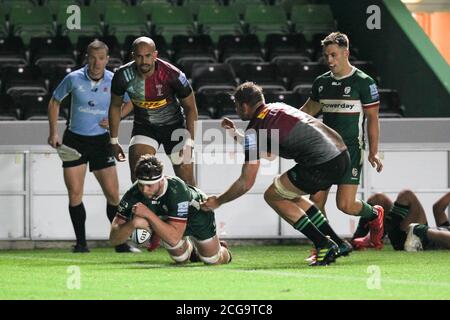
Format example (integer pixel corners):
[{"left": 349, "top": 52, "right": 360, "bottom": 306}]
[
  {"left": 369, "top": 84, "right": 379, "bottom": 100},
  {"left": 344, "top": 86, "right": 351, "bottom": 94},
  {"left": 318, "top": 86, "right": 323, "bottom": 93}
]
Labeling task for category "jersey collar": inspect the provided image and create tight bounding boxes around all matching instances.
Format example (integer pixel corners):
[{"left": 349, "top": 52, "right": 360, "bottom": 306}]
[
  {"left": 153, "top": 177, "right": 168, "bottom": 200},
  {"left": 331, "top": 66, "right": 356, "bottom": 80},
  {"left": 84, "top": 65, "right": 105, "bottom": 84}
]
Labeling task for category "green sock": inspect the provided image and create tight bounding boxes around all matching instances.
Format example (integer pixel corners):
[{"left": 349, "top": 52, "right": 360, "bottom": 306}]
[
  {"left": 293, "top": 215, "right": 329, "bottom": 248},
  {"left": 358, "top": 201, "right": 378, "bottom": 220},
  {"left": 413, "top": 224, "right": 429, "bottom": 242},
  {"left": 306, "top": 206, "right": 343, "bottom": 245}
]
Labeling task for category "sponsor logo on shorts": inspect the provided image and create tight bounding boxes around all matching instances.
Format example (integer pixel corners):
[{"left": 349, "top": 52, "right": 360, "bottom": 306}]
[
  {"left": 118, "top": 201, "right": 128, "bottom": 213},
  {"left": 107, "top": 156, "right": 115, "bottom": 163},
  {"left": 352, "top": 168, "right": 359, "bottom": 177}
]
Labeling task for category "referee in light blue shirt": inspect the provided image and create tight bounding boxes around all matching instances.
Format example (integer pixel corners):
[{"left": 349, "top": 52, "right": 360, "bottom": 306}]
[{"left": 47, "top": 40, "right": 138, "bottom": 253}]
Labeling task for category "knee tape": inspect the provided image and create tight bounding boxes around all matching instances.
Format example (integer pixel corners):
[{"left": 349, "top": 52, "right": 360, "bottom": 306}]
[{"left": 273, "top": 175, "right": 300, "bottom": 200}]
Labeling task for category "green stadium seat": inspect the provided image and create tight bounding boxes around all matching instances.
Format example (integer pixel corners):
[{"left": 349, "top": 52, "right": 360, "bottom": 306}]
[
  {"left": 56, "top": 5, "right": 102, "bottom": 45},
  {"left": 291, "top": 4, "right": 335, "bottom": 35},
  {"left": 90, "top": 0, "right": 130, "bottom": 15},
  {"left": 197, "top": 5, "right": 242, "bottom": 43},
  {"left": 47, "top": 0, "right": 83, "bottom": 15},
  {"left": 272, "top": 0, "right": 310, "bottom": 14},
  {"left": 183, "top": 0, "right": 219, "bottom": 15},
  {"left": 104, "top": 6, "right": 148, "bottom": 44},
  {"left": 2, "top": 0, "right": 37, "bottom": 14},
  {"left": 0, "top": 5, "right": 7, "bottom": 38},
  {"left": 150, "top": 6, "right": 195, "bottom": 43},
  {"left": 229, "top": 0, "right": 265, "bottom": 16},
  {"left": 244, "top": 4, "right": 288, "bottom": 43},
  {"left": 9, "top": 7, "right": 54, "bottom": 45}
]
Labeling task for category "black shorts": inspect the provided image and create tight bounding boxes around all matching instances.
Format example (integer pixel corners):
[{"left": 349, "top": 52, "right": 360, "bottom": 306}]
[
  {"left": 287, "top": 150, "right": 350, "bottom": 195},
  {"left": 62, "top": 130, "right": 115, "bottom": 172},
  {"left": 388, "top": 224, "right": 438, "bottom": 250},
  {"left": 131, "top": 121, "right": 188, "bottom": 155}
]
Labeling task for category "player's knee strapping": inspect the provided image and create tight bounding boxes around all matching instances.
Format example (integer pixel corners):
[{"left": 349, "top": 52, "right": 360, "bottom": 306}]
[
  {"left": 161, "top": 238, "right": 193, "bottom": 263},
  {"left": 273, "top": 175, "right": 299, "bottom": 200}
]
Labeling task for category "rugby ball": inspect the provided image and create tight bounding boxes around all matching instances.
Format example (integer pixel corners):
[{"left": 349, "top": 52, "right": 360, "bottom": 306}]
[{"left": 130, "top": 228, "right": 152, "bottom": 245}]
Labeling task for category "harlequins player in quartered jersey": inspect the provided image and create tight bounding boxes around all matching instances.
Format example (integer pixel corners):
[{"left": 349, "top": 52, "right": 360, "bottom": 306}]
[{"left": 111, "top": 58, "right": 192, "bottom": 127}]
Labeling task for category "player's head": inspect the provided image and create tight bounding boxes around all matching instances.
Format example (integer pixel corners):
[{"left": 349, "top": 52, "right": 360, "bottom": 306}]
[
  {"left": 86, "top": 40, "right": 109, "bottom": 80},
  {"left": 132, "top": 37, "right": 158, "bottom": 75},
  {"left": 135, "top": 154, "right": 164, "bottom": 199},
  {"left": 233, "top": 82, "right": 265, "bottom": 121},
  {"left": 321, "top": 32, "right": 350, "bottom": 76}
]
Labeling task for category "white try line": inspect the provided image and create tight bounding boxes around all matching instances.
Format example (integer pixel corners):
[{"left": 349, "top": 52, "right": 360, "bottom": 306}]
[{"left": 2, "top": 254, "right": 450, "bottom": 289}]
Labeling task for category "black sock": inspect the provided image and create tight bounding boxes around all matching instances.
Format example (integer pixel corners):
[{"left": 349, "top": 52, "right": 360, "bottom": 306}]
[
  {"left": 293, "top": 215, "right": 329, "bottom": 248},
  {"left": 385, "top": 202, "right": 409, "bottom": 236},
  {"left": 352, "top": 217, "right": 370, "bottom": 239},
  {"left": 106, "top": 203, "right": 118, "bottom": 223},
  {"left": 69, "top": 203, "right": 87, "bottom": 247},
  {"left": 305, "top": 206, "right": 343, "bottom": 245}
]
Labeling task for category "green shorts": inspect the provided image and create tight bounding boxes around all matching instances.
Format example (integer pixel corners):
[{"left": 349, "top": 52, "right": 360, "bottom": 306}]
[
  {"left": 338, "top": 145, "right": 363, "bottom": 185},
  {"left": 184, "top": 209, "right": 217, "bottom": 241}
]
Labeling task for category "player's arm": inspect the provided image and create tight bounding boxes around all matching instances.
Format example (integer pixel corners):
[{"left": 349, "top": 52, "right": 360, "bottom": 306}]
[
  {"left": 108, "top": 93, "right": 126, "bottom": 161},
  {"left": 432, "top": 192, "right": 450, "bottom": 226},
  {"left": 222, "top": 117, "right": 244, "bottom": 144},
  {"left": 109, "top": 214, "right": 152, "bottom": 246},
  {"left": 120, "top": 100, "right": 134, "bottom": 119},
  {"left": 364, "top": 105, "right": 383, "bottom": 172},
  {"left": 180, "top": 92, "right": 198, "bottom": 145},
  {"left": 202, "top": 161, "right": 260, "bottom": 211},
  {"left": 300, "top": 98, "right": 322, "bottom": 116},
  {"left": 47, "top": 97, "right": 62, "bottom": 148},
  {"left": 132, "top": 203, "right": 187, "bottom": 247}
]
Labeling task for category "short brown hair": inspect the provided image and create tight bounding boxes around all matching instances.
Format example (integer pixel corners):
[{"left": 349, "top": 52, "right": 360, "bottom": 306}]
[
  {"left": 321, "top": 32, "right": 349, "bottom": 49},
  {"left": 86, "top": 40, "right": 109, "bottom": 56},
  {"left": 233, "top": 82, "right": 265, "bottom": 109},
  {"left": 135, "top": 154, "right": 164, "bottom": 181}
]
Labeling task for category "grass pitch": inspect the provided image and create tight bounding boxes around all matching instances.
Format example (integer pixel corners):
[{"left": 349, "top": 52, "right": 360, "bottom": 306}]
[{"left": 1, "top": 245, "right": 449, "bottom": 300}]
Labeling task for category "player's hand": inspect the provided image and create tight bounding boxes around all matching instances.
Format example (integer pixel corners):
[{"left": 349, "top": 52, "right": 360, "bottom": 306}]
[
  {"left": 201, "top": 196, "right": 220, "bottom": 211},
  {"left": 111, "top": 143, "right": 126, "bottom": 162},
  {"left": 368, "top": 153, "right": 383, "bottom": 173},
  {"left": 221, "top": 117, "right": 236, "bottom": 131},
  {"left": 47, "top": 134, "right": 61, "bottom": 148},
  {"left": 132, "top": 215, "right": 151, "bottom": 230},
  {"left": 132, "top": 202, "right": 150, "bottom": 219},
  {"left": 99, "top": 118, "right": 109, "bottom": 129}
]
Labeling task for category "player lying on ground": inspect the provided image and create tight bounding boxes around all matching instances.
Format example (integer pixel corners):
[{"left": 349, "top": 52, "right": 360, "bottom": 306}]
[
  {"left": 352, "top": 190, "right": 450, "bottom": 251},
  {"left": 109, "top": 154, "right": 231, "bottom": 265}
]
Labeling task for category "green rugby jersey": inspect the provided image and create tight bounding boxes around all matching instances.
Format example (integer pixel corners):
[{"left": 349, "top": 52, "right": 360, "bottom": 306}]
[
  {"left": 311, "top": 67, "right": 379, "bottom": 148},
  {"left": 117, "top": 176, "right": 206, "bottom": 224}
]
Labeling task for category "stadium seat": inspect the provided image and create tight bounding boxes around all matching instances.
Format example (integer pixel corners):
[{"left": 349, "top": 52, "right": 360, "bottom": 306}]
[
  {"left": 0, "top": 4, "right": 7, "bottom": 38},
  {"left": 90, "top": 0, "right": 131, "bottom": 15},
  {"left": 276, "top": 61, "right": 328, "bottom": 93},
  {"left": 0, "top": 94, "right": 20, "bottom": 120},
  {"left": 234, "top": 62, "right": 286, "bottom": 93},
  {"left": 191, "top": 63, "right": 237, "bottom": 94},
  {"left": 30, "top": 36, "right": 76, "bottom": 70},
  {"left": 218, "top": 34, "right": 263, "bottom": 64},
  {"left": 104, "top": 5, "right": 149, "bottom": 44},
  {"left": 0, "top": 36, "right": 27, "bottom": 68},
  {"left": 243, "top": 4, "right": 288, "bottom": 43},
  {"left": 291, "top": 4, "right": 335, "bottom": 35},
  {"left": 228, "top": 0, "right": 265, "bottom": 16},
  {"left": 47, "top": 0, "right": 83, "bottom": 15},
  {"left": 196, "top": 91, "right": 236, "bottom": 119},
  {"left": 264, "top": 90, "right": 307, "bottom": 108},
  {"left": 378, "top": 88, "right": 404, "bottom": 118},
  {"left": 56, "top": 5, "right": 102, "bottom": 45},
  {"left": 265, "top": 33, "right": 311, "bottom": 63},
  {"left": 150, "top": 5, "right": 195, "bottom": 43},
  {"left": 13, "top": 94, "right": 62, "bottom": 120},
  {"left": 197, "top": 4, "right": 242, "bottom": 43},
  {"left": 45, "top": 65, "right": 75, "bottom": 95},
  {"left": 9, "top": 6, "right": 54, "bottom": 45},
  {"left": 352, "top": 60, "right": 381, "bottom": 85},
  {"left": 184, "top": 0, "right": 220, "bottom": 15},
  {"left": 172, "top": 35, "right": 216, "bottom": 78},
  {"left": 1, "top": 66, "right": 47, "bottom": 96}
]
